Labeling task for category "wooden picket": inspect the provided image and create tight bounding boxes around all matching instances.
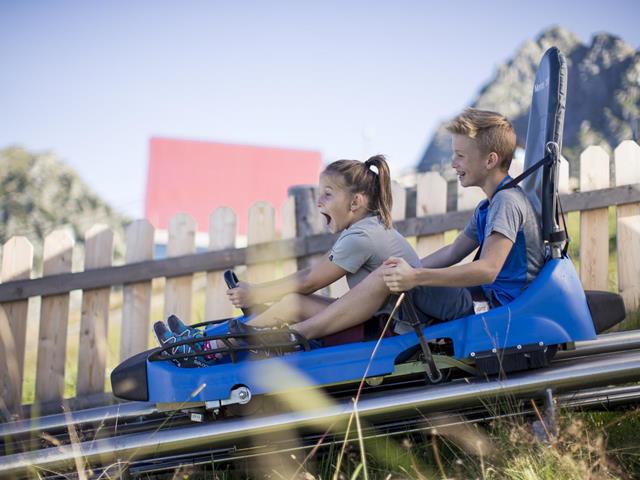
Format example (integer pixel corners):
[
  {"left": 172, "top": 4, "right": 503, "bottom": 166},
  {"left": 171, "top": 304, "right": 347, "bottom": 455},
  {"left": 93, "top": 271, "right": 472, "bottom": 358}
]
[
  {"left": 416, "top": 172, "right": 447, "bottom": 257},
  {"left": 76, "top": 225, "right": 114, "bottom": 396},
  {"left": 579, "top": 147, "right": 610, "bottom": 291},
  {"left": 246, "top": 201, "right": 277, "bottom": 284},
  {"left": 35, "top": 230, "right": 73, "bottom": 404},
  {"left": 205, "top": 207, "right": 236, "bottom": 321},
  {"left": 120, "top": 220, "right": 155, "bottom": 360},
  {"left": 614, "top": 141, "right": 640, "bottom": 311},
  {"left": 164, "top": 213, "right": 196, "bottom": 323},
  {"left": 281, "top": 196, "right": 298, "bottom": 277},
  {"left": 391, "top": 180, "right": 406, "bottom": 222},
  {"left": 0, "top": 237, "right": 33, "bottom": 413},
  {"left": 617, "top": 215, "right": 640, "bottom": 312},
  {"left": 615, "top": 141, "right": 640, "bottom": 219}
]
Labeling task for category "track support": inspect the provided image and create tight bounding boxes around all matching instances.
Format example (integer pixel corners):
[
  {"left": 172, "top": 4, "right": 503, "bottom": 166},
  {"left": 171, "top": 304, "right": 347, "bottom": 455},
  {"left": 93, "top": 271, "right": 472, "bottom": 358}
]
[{"left": 533, "top": 387, "right": 557, "bottom": 442}]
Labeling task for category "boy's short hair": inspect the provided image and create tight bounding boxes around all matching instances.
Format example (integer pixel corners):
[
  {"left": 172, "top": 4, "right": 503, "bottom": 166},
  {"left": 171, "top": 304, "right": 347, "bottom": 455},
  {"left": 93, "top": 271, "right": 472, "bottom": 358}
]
[{"left": 446, "top": 108, "right": 517, "bottom": 171}]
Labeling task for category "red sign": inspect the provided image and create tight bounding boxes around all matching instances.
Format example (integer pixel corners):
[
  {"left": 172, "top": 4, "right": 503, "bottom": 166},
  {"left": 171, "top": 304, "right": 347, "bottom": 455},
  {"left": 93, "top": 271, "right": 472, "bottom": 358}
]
[{"left": 145, "top": 137, "right": 322, "bottom": 235}]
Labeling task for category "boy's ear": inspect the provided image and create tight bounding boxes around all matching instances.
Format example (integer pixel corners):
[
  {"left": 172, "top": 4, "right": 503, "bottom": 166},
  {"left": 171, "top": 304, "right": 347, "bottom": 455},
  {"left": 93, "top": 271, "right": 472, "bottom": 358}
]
[{"left": 486, "top": 151, "right": 500, "bottom": 169}]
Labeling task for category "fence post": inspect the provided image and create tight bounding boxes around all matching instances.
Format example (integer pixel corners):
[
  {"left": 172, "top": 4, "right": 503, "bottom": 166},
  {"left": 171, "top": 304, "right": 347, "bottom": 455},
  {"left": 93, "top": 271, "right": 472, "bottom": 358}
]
[
  {"left": 579, "top": 146, "right": 610, "bottom": 291},
  {"left": 205, "top": 207, "right": 236, "bottom": 320},
  {"left": 615, "top": 141, "right": 640, "bottom": 309},
  {"left": 617, "top": 215, "right": 640, "bottom": 313},
  {"left": 164, "top": 213, "right": 196, "bottom": 323},
  {"left": 120, "top": 220, "right": 155, "bottom": 360},
  {"left": 35, "top": 230, "right": 74, "bottom": 405},
  {"left": 288, "top": 185, "right": 325, "bottom": 271},
  {"left": 0, "top": 236, "right": 33, "bottom": 414},
  {"left": 76, "top": 224, "right": 114, "bottom": 397},
  {"left": 246, "top": 201, "right": 277, "bottom": 284},
  {"left": 416, "top": 172, "right": 447, "bottom": 257}
]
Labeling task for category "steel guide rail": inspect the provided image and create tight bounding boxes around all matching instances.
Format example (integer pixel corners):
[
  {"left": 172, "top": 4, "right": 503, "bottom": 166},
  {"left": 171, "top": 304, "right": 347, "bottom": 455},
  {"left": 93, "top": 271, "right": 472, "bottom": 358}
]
[
  {"left": 3, "top": 329, "right": 640, "bottom": 439},
  {"left": 121, "top": 384, "right": 640, "bottom": 478},
  {"left": 1, "top": 349, "right": 640, "bottom": 477}
]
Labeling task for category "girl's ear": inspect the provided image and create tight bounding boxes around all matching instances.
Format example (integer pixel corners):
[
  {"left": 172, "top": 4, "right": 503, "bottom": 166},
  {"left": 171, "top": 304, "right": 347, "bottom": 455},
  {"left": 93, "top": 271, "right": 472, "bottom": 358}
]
[{"left": 351, "top": 193, "right": 365, "bottom": 211}]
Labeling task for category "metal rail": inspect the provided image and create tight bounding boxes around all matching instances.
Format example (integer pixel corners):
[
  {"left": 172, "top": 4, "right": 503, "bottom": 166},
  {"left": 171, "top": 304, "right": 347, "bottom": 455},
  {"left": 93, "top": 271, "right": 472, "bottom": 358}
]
[
  {"left": 2, "top": 349, "right": 640, "bottom": 477},
  {"left": 123, "top": 384, "right": 640, "bottom": 477},
  {"left": 2, "top": 329, "right": 640, "bottom": 439}
]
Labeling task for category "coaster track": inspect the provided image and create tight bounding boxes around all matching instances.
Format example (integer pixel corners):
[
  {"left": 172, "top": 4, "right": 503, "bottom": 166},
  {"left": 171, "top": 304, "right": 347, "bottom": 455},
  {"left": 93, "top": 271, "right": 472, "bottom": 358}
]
[{"left": 2, "top": 331, "right": 640, "bottom": 478}]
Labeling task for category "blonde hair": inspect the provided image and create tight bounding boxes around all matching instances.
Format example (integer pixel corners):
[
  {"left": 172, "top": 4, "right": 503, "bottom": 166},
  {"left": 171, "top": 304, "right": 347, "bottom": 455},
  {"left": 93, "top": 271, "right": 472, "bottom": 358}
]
[
  {"left": 322, "top": 155, "right": 393, "bottom": 228},
  {"left": 446, "top": 108, "right": 516, "bottom": 170}
]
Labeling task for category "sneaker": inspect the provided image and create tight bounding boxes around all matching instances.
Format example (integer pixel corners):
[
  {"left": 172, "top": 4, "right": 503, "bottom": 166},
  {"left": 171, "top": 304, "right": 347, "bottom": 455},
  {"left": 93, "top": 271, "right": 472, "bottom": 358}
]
[
  {"left": 227, "top": 318, "right": 299, "bottom": 356},
  {"left": 167, "top": 314, "right": 218, "bottom": 363},
  {"left": 153, "top": 321, "right": 203, "bottom": 367}
]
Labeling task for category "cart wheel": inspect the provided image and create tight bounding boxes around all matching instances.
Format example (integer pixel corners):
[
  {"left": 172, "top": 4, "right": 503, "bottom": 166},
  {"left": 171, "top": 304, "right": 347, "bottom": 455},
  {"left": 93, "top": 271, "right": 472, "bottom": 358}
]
[{"left": 225, "top": 395, "right": 264, "bottom": 417}]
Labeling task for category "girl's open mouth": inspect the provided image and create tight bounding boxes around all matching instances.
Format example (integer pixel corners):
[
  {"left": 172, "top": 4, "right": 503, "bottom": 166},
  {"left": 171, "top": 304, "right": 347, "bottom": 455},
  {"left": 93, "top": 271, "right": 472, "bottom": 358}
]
[{"left": 321, "top": 212, "right": 332, "bottom": 226}]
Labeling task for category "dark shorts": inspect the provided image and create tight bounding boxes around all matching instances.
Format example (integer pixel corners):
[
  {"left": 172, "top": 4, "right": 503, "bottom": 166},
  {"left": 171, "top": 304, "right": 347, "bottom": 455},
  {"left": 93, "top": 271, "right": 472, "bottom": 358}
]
[{"left": 410, "top": 285, "right": 475, "bottom": 323}]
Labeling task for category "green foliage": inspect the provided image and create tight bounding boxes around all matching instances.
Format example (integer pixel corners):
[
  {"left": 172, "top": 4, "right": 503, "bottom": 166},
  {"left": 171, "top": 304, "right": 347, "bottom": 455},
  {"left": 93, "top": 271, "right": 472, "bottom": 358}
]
[{"left": 0, "top": 146, "right": 129, "bottom": 266}]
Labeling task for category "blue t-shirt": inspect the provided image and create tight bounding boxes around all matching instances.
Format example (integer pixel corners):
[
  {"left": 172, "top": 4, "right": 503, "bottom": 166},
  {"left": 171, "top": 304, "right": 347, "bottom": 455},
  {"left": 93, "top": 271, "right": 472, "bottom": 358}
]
[{"left": 463, "top": 177, "right": 545, "bottom": 306}]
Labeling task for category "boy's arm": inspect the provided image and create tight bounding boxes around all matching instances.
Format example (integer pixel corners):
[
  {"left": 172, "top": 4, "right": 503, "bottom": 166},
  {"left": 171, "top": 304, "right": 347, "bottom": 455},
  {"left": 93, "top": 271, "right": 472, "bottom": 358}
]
[
  {"left": 420, "top": 231, "right": 478, "bottom": 268},
  {"left": 384, "top": 232, "right": 513, "bottom": 291},
  {"left": 227, "top": 254, "right": 346, "bottom": 306}
]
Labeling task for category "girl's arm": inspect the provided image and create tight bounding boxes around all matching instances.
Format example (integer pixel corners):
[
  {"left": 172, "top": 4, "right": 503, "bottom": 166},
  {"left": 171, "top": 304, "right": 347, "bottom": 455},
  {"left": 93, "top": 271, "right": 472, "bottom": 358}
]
[{"left": 227, "top": 254, "right": 347, "bottom": 307}]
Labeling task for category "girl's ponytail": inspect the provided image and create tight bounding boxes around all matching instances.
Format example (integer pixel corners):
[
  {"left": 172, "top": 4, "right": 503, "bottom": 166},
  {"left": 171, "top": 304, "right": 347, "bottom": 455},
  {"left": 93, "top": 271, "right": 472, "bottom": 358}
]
[{"left": 364, "top": 155, "right": 393, "bottom": 228}]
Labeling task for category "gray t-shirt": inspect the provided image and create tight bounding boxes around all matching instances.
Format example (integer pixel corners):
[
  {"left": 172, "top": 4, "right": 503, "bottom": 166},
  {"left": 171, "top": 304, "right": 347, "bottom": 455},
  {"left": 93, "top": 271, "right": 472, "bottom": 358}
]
[
  {"left": 463, "top": 186, "right": 545, "bottom": 304},
  {"left": 329, "top": 216, "right": 420, "bottom": 289}
]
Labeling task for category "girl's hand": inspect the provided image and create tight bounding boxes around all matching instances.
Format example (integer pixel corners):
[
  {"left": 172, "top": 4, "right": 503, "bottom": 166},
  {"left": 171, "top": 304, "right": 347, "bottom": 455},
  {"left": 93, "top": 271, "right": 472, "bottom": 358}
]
[
  {"left": 382, "top": 257, "right": 418, "bottom": 292},
  {"left": 226, "top": 282, "right": 253, "bottom": 308}
]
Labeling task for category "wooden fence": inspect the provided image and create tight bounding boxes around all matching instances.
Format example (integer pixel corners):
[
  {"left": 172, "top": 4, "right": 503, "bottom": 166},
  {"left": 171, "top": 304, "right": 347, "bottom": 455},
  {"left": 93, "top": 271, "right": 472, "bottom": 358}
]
[{"left": 0, "top": 141, "right": 639, "bottom": 418}]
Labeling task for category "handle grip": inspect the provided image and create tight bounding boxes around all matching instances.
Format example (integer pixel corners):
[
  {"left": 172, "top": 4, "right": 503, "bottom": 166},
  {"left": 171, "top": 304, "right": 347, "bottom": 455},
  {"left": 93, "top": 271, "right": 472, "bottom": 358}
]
[
  {"left": 223, "top": 270, "right": 240, "bottom": 289},
  {"left": 223, "top": 270, "right": 251, "bottom": 317}
]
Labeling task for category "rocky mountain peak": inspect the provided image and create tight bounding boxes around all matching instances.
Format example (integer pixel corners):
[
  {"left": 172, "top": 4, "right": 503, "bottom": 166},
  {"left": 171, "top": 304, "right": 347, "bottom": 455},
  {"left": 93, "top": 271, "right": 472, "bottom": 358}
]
[{"left": 418, "top": 27, "right": 640, "bottom": 178}]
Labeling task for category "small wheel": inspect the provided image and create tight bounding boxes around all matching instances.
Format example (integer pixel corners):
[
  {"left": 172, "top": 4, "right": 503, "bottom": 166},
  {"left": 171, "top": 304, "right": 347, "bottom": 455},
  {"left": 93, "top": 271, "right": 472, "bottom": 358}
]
[{"left": 225, "top": 396, "right": 264, "bottom": 417}]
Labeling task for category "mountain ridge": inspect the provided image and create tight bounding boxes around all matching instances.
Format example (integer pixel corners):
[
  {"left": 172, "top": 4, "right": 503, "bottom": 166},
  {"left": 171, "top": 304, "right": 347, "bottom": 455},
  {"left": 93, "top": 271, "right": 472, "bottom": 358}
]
[{"left": 418, "top": 26, "right": 640, "bottom": 177}]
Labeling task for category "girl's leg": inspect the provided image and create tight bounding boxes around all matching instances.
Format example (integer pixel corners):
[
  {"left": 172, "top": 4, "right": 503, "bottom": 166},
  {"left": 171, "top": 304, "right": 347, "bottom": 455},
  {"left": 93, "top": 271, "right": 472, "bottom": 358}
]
[
  {"left": 291, "top": 268, "right": 391, "bottom": 340},
  {"left": 248, "top": 293, "right": 335, "bottom": 328}
]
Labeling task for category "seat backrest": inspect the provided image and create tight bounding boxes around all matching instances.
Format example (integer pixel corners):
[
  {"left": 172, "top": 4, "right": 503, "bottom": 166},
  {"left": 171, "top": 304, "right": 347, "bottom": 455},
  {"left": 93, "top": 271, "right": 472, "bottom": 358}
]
[{"left": 521, "top": 47, "right": 568, "bottom": 243}]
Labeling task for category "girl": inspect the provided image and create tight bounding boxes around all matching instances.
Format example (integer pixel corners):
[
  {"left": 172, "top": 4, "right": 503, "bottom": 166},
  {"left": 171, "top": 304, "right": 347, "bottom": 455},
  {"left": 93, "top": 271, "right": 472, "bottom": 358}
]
[
  {"left": 155, "top": 155, "right": 421, "bottom": 358},
  {"left": 226, "top": 154, "right": 420, "bottom": 337}
]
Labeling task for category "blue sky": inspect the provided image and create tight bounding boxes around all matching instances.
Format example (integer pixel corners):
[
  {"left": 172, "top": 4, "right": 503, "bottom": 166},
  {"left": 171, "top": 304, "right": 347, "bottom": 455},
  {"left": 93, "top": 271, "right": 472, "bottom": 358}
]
[{"left": 1, "top": 0, "right": 639, "bottom": 218}]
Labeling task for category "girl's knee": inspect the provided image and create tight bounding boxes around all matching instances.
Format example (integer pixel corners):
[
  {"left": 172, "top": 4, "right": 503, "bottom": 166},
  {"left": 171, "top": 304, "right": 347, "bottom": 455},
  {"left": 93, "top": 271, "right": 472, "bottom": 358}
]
[
  {"left": 280, "top": 292, "right": 304, "bottom": 305},
  {"left": 273, "top": 292, "right": 306, "bottom": 314}
]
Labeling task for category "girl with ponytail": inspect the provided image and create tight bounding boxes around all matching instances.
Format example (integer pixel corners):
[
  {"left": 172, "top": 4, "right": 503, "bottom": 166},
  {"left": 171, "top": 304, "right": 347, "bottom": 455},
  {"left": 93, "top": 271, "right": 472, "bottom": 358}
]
[{"left": 222, "top": 154, "right": 421, "bottom": 343}]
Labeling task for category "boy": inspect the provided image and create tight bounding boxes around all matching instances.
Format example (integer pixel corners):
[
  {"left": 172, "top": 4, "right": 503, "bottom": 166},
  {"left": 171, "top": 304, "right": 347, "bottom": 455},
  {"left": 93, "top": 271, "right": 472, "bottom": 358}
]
[{"left": 382, "top": 108, "right": 545, "bottom": 322}]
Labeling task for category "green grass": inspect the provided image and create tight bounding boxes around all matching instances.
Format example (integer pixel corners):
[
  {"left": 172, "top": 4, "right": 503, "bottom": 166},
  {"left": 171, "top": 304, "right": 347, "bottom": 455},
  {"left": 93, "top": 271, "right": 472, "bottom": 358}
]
[{"left": 175, "top": 406, "right": 639, "bottom": 479}]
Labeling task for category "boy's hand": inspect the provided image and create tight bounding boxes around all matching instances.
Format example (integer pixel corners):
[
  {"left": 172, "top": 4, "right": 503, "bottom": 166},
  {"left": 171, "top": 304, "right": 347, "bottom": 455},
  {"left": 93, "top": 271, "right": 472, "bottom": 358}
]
[
  {"left": 226, "top": 282, "right": 253, "bottom": 308},
  {"left": 382, "top": 257, "right": 418, "bottom": 292}
]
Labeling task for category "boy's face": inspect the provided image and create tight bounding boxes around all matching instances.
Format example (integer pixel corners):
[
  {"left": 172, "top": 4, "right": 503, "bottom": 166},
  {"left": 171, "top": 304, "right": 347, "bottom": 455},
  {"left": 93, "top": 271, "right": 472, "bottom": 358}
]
[{"left": 451, "top": 134, "right": 490, "bottom": 188}]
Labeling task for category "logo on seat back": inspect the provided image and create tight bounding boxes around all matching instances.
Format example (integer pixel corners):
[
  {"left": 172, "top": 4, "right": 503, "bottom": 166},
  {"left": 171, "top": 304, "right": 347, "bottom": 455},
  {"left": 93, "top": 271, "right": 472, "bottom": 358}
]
[{"left": 534, "top": 77, "right": 550, "bottom": 92}]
